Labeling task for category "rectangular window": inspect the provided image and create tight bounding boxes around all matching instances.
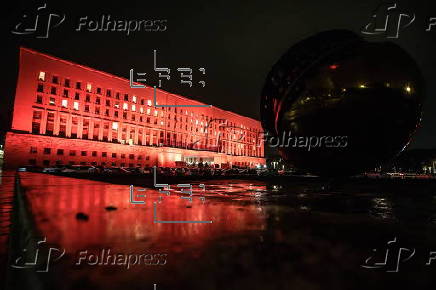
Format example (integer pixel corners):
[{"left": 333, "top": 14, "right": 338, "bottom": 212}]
[
  {"left": 106, "top": 89, "right": 111, "bottom": 97},
  {"left": 43, "top": 148, "right": 51, "bottom": 154},
  {"left": 52, "top": 76, "right": 59, "bottom": 84},
  {"left": 85, "top": 105, "right": 90, "bottom": 112},
  {"left": 102, "top": 152, "right": 107, "bottom": 157},
  {"left": 64, "top": 79, "right": 70, "bottom": 87},
  {"left": 112, "top": 122, "right": 118, "bottom": 130},
  {"left": 121, "top": 154, "right": 126, "bottom": 159},
  {"left": 30, "top": 147, "right": 37, "bottom": 154},
  {"left": 36, "top": 95, "right": 43, "bottom": 104},
  {"left": 37, "top": 84, "right": 44, "bottom": 92},
  {"left": 61, "top": 99, "right": 68, "bottom": 107},
  {"left": 57, "top": 149, "right": 64, "bottom": 155},
  {"left": 38, "top": 71, "right": 45, "bottom": 81},
  {"left": 86, "top": 83, "right": 92, "bottom": 92},
  {"left": 123, "top": 103, "right": 128, "bottom": 110},
  {"left": 49, "top": 98, "right": 56, "bottom": 105},
  {"left": 75, "top": 92, "right": 80, "bottom": 100},
  {"left": 96, "top": 87, "right": 102, "bottom": 94},
  {"left": 50, "top": 87, "right": 57, "bottom": 95},
  {"left": 73, "top": 101, "right": 79, "bottom": 110},
  {"left": 76, "top": 82, "right": 82, "bottom": 90},
  {"left": 69, "top": 150, "right": 76, "bottom": 156},
  {"left": 81, "top": 151, "right": 87, "bottom": 156},
  {"left": 92, "top": 151, "right": 97, "bottom": 157},
  {"left": 63, "top": 89, "right": 69, "bottom": 97},
  {"left": 129, "top": 154, "right": 134, "bottom": 160},
  {"left": 132, "top": 95, "right": 137, "bottom": 103},
  {"left": 112, "top": 153, "right": 117, "bottom": 158}
]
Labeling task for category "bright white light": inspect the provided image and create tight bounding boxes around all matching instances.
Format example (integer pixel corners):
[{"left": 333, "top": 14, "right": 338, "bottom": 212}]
[
  {"left": 38, "top": 71, "right": 45, "bottom": 81},
  {"left": 112, "top": 122, "right": 118, "bottom": 130},
  {"left": 73, "top": 101, "right": 79, "bottom": 110},
  {"left": 61, "top": 99, "right": 68, "bottom": 107}
]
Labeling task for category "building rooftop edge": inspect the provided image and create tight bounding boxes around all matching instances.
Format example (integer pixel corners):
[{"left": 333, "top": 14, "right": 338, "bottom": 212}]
[{"left": 19, "top": 47, "right": 262, "bottom": 127}]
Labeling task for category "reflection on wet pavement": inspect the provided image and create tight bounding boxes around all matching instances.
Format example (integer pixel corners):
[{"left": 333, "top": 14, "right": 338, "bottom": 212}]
[{"left": 14, "top": 172, "right": 436, "bottom": 290}]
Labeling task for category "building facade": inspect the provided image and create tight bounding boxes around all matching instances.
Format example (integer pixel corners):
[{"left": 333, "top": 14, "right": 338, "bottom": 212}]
[{"left": 4, "top": 48, "right": 265, "bottom": 169}]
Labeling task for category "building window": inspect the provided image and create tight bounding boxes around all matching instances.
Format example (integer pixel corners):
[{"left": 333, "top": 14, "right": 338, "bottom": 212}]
[
  {"left": 50, "top": 87, "right": 57, "bottom": 95},
  {"left": 114, "top": 111, "right": 119, "bottom": 117},
  {"left": 52, "top": 76, "right": 59, "bottom": 84},
  {"left": 85, "top": 105, "right": 90, "bottom": 112},
  {"left": 132, "top": 104, "right": 136, "bottom": 111},
  {"left": 38, "top": 71, "right": 45, "bottom": 81},
  {"left": 95, "top": 97, "right": 101, "bottom": 105},
  {"left": 85, "top": 94, "right": 91, "bottom": 102},
  {"left": 123, "top": 103, "right": 128, "bottom": 110},
  {"left": 30, "top": 147, "right": 37, "bottom": 154},
  {"left": 112, "top": 122, "right": 118, "bottom": 130},
  {"left": 76, "top": 82, "right": 82, "bottom": 90},
  {"left": 106, "top": 89, "right": 111, "bottom": 97},
  {"left": 57, "top": 149, "right": 64, "bottom": 155},
  {"left": 124, "top": 94, "right": 129, "bottom": 101},
  {"left": 112, "top": 153, "right": 117, "bottom": 158},
  {"left": 43, "top": 148, "right": 51, "bottom": 154},
  {"left": 102, "top": 152, "right": 107, "bottom": 157},
  {"left": 96, "top": 87, "right": 102, "bottom": 94},
  {"left": 81, "top": 151, "right": 87, "bottom": 156},
  {"left": 129, "top": 154, "right": 134, "bottom": 160},
  {"left": 49, "top": 98, "right": 56, "bottom": 105},
  {"left": 63, "top": 89, "right": 69, "bottom": 97},
  {"left": 73, "top": 101, "right": 79, "bottom": 110},
  {"left": 36, "top": 95, "right": 43, "bottom": 104},
  {"left": 95, "top": 107, "right": 100, "bottom": 115},
  {"left": 145, "top": 156, "right": 150, "bottom": 160},
  {"left": 64, "top": 79, "right": 70, "bottom": 87},
  {"left": 86, "top": 83, "right": 92, "bottom": 92},
  {"left": 92, "top": 151, "right": 97, "bottom": 157},
  {"left": 121, "top": 154, "right": 126, "bottom": 159},
  {"left": 147, "top": 100, "right": 152, "bottom": 106},
  {"left": 37, "top": 84, "right": 44, "bottom": 92},
  {"left": 132, "top": 95, "right": 137, "bottom": 103},
  {"left": 61, "top": 99, "right": 68, "bottom": 108},
  {"left": 69, "top": 150, "right": 76, "bottom": 156}
]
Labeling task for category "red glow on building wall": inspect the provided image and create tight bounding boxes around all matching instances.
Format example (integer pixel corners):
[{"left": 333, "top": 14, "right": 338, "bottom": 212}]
[{"left": 4, "top": 48, "right": 265, "bottom": 169}]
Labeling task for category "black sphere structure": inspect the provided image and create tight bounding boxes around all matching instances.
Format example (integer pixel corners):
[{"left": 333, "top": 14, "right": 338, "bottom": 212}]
[{"left": 261, "top": 30, "right": 424, "bottom": 177}]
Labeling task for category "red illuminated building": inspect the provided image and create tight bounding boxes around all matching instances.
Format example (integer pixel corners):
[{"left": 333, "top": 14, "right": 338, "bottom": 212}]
[{"left": 4, "top": 48, "right": 265, "bottom": 169}]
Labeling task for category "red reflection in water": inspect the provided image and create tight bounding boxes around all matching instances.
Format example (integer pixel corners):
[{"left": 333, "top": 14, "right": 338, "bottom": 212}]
[{"left": 20, "top": 173, "right": 267, "bottom": 254}]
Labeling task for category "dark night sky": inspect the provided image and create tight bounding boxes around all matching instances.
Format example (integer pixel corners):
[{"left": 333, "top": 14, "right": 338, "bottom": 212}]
[{"left": 2, "top": 0, "right": 436, "bottom": 149}]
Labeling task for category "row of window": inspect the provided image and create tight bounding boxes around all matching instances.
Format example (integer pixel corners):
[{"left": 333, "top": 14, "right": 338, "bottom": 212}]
[
  {"left": 30, "top": 147, "right": 151, "bottom": 160},
  {"left": 36, "top": 71, "right": 260, "bottom": 135},
  {"left": 28, "top": 159, "right": 149, "bottom": 168}
]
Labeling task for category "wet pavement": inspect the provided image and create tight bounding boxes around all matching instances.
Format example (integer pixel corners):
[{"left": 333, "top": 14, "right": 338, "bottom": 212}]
[{"left": 7, "top": 172, "right": 436, "bottom": 290}]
